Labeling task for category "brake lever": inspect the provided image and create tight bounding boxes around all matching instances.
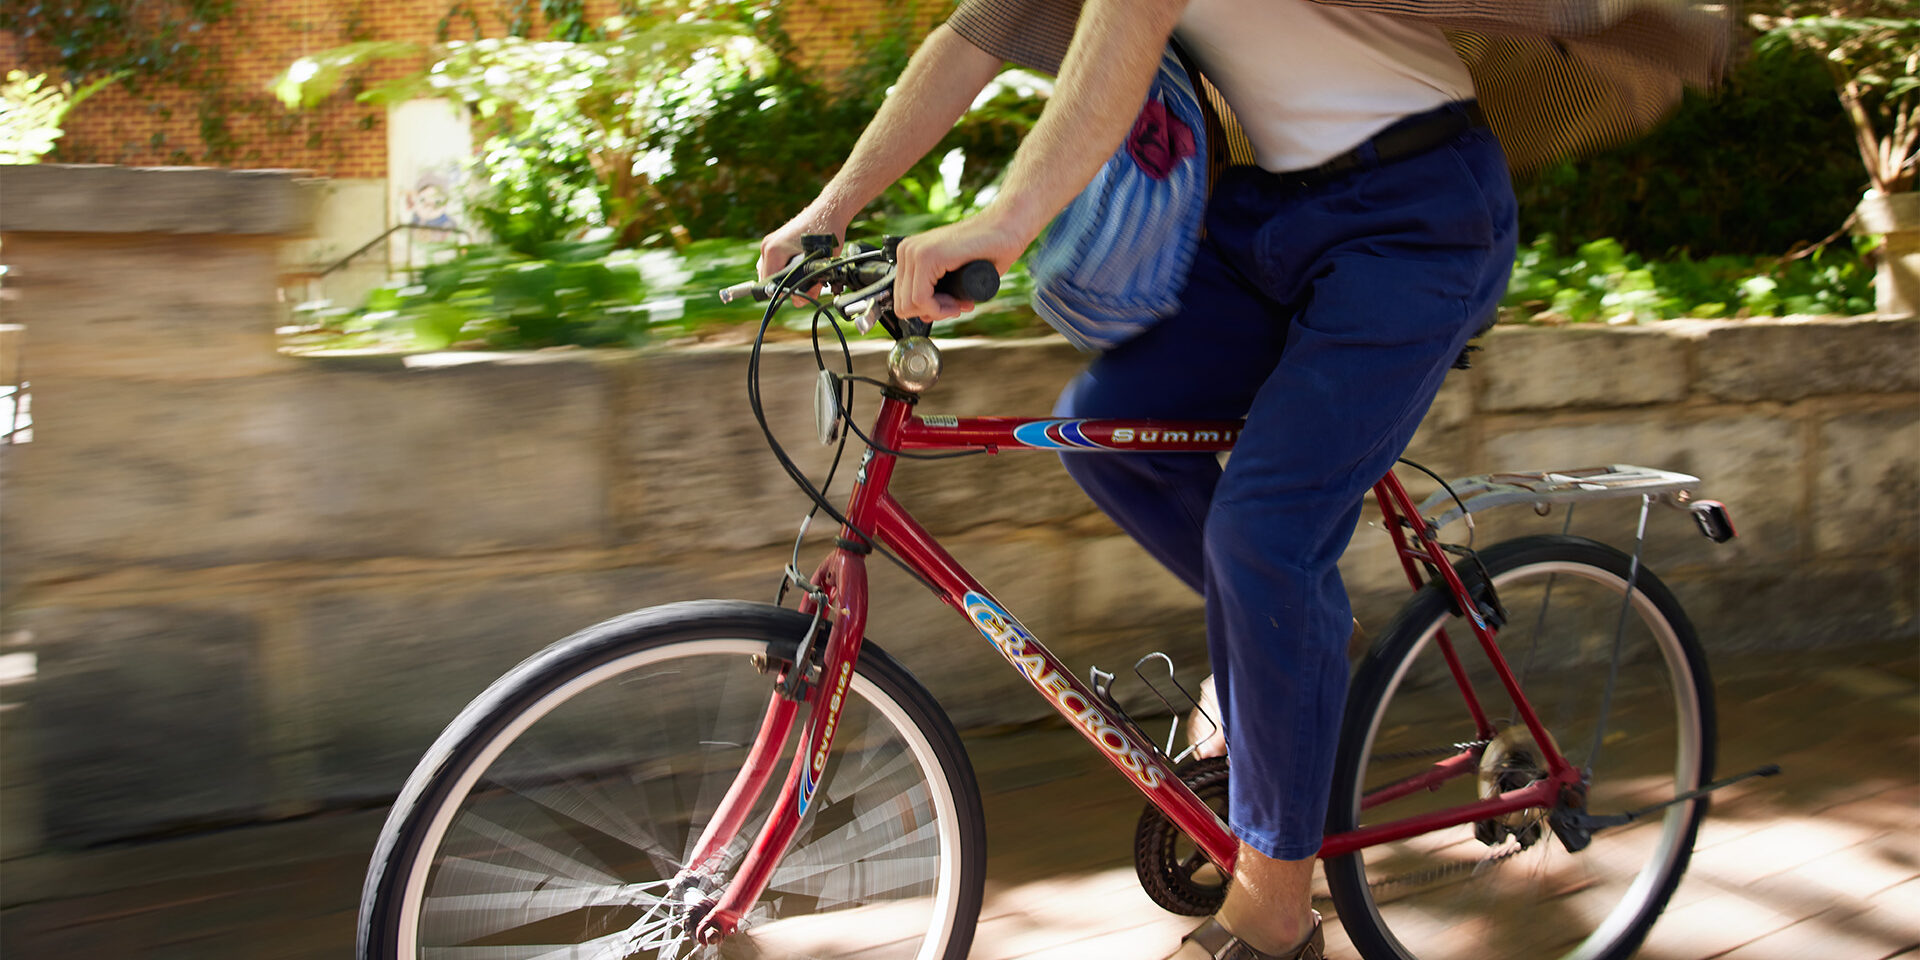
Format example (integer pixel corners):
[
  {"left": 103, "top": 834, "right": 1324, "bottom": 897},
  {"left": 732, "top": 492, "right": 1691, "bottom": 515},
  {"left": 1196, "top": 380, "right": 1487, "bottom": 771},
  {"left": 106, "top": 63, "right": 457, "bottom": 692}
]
[{"left": 837, "top": 273, "right": 894, "bottom": 322}]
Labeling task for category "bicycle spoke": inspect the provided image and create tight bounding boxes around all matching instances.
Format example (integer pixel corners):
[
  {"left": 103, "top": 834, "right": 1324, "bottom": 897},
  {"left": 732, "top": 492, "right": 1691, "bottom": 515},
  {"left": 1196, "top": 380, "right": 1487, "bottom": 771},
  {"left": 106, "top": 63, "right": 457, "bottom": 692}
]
[{"left": 454, "top": 813, "right": 627, "bottom": 887}]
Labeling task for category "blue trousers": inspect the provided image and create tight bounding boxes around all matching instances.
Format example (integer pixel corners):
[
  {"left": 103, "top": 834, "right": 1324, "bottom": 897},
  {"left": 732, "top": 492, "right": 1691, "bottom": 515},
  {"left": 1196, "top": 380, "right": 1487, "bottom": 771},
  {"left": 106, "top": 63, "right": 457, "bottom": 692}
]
[{"left": 1055, "top": 111, "right": 1517, "bottom": 860}]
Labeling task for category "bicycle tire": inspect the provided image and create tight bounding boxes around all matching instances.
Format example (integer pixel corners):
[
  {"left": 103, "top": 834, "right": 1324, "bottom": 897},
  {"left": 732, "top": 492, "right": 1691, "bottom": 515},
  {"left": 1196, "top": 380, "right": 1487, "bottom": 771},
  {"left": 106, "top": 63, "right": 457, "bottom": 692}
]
[
  {"left": 357, "top": 599, "right": 987, "bottom": 960},
  {"left": 1326, "top": 535, "right": 1716, "bottom": 960}
]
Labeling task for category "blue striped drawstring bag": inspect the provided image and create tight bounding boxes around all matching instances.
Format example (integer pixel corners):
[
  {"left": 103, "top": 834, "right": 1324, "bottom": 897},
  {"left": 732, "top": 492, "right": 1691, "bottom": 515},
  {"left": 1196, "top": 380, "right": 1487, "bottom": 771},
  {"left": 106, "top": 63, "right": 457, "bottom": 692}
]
[{"left": 1032, "top": 44, "right": 1210, "bottom": 352}]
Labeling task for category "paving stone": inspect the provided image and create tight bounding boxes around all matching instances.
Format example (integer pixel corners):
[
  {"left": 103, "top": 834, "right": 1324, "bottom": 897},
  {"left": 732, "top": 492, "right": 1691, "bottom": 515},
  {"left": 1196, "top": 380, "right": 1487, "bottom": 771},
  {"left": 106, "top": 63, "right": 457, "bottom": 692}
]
[
  {"left": 1751, "top": 843, "right": 1919, "bottom": 910},
  {"left": 1636, "top": 888, "right": 1800, "bottom": 959},
  {"left": 1718, "top": 909, "right": 1916, "bottom": 960},
  {"left": 1697, "top": 817, "right": 1873, "bottom": 890},
  {"left": 1826, "top": 878, "right": 1920, "bottom": 957}
]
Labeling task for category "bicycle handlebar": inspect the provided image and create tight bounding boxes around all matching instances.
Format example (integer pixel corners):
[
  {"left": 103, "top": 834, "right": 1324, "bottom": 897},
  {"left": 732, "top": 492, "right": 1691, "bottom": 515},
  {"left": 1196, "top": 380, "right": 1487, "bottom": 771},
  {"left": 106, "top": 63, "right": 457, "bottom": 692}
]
[{"left": 717, "top": 244, "right": 1000, "bottom": 313}]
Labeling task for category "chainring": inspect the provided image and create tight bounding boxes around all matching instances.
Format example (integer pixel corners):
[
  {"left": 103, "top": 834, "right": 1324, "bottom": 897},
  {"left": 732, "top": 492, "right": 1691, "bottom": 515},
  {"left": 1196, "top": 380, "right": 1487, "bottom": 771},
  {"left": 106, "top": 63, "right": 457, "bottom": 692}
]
[{"left": 1133, "top": 756, "right": 1232, "bottom": 916}]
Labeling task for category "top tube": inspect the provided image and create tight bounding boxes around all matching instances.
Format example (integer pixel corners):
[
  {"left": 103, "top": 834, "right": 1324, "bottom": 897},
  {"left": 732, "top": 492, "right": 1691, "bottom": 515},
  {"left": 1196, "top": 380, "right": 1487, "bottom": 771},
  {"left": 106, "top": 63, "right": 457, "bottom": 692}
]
[{"left": 894, "top": 412, "right": 1246, "bottom": 453}]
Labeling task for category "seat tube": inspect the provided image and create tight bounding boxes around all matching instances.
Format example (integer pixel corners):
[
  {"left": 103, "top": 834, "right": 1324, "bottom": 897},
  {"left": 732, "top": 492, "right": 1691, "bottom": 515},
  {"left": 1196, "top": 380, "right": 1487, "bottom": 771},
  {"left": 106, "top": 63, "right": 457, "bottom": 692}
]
[
  {"left": 1376, "top": 473, "right": 1576, "bottom": 781},
  {"left": 1375, "top": 475, "right": 1497, "bottom": 740}
]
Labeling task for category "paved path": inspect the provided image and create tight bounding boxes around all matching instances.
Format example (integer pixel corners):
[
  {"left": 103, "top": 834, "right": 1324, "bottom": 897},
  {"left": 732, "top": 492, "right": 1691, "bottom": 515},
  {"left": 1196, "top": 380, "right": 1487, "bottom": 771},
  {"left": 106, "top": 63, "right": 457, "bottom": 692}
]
[{"left": 4, "top": 642, "right": 1915, "bottom": 959}]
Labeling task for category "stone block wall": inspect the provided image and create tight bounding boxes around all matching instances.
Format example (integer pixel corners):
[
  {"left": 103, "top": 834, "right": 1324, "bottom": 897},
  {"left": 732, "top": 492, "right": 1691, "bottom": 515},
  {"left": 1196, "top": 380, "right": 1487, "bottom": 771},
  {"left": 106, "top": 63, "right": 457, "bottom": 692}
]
[{"left": 3, "top": 165, "right": 1916, "bottom": 856}]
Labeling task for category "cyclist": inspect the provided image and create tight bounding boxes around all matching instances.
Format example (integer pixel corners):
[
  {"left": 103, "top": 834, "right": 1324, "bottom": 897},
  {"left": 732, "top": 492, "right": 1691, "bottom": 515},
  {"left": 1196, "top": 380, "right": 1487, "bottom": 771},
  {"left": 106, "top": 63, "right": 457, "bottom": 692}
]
[{"left": 759, "top": 2, "right": 1728, "bottom": 957}]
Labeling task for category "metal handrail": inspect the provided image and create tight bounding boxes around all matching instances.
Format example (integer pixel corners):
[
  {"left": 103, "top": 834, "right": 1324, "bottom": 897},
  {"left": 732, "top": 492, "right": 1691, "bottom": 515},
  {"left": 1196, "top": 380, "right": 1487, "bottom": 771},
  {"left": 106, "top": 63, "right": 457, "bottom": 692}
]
[{"left": 315, "top": 222, "right": 470, "bottom": 279}]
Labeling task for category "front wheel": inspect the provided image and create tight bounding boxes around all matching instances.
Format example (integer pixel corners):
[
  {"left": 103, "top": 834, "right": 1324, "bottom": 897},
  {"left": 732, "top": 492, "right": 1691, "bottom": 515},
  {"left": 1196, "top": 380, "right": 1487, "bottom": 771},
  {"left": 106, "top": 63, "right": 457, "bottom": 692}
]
[
  {"left": 358, "top": 600, "right": 987, "bottom": 960},
  {"left": 1327, "top": 535, "right": 1715, "bottom": 960}
]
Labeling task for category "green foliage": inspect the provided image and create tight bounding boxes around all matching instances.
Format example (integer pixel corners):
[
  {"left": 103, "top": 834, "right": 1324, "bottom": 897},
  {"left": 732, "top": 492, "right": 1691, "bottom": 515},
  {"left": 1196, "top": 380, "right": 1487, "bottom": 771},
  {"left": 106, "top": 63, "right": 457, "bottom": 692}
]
[
  {"left": 292, "top": 228, "right": 1878, "bottom": 355},
  {"left": 298, "top": 241, "right": 650, "bottom": 351},
  {"left": 4, "top": 0, "right": 265, "bottom": 164},
  {"left": 1515, "top": 40, "right": 1865, "bottom": 257},
  {"left": 288, "top": 235, "right": 1050, "bottom": 351},
  {"left": 1501, "top": 235, "right": 1876, "bottom": 324},
  {"left": 651, "top": 3, "right": 918, "bottom": 238},
  {"left": 274, "top": 7, "right": 768, "bottom": 249},
  {"left": 653, "top": 1, "right": 1040, "bottom": 239},
  {"left": 1754, "top": 9, "right": 1919, "bottom": 194},
  {"left": 1, "top": 0, "right": 232, "bottom": 90},
  {"left": 0, "top": 69, "right": 123, "bottom": 162},
  {"left": 273, "top": 2, "right": 1029, "bottom": 248}
]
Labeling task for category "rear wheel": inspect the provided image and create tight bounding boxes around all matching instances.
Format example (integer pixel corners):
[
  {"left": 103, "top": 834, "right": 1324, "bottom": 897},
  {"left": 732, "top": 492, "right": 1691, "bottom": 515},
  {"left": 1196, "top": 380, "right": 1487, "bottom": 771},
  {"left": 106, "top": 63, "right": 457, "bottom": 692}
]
[
  {"left": 1327, "top": 535, "right": 1715, "bottom": 960},
  {"left": 358, "top": 600, "right": 986, "bottom": 959}
]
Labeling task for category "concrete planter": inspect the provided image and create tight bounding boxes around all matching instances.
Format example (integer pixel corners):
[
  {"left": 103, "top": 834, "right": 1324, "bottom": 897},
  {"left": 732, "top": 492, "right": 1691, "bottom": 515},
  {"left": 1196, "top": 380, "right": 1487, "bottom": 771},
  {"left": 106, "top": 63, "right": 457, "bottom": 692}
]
[{"left": 1854, "top": 189, "right": 1920, "bottom": 320}]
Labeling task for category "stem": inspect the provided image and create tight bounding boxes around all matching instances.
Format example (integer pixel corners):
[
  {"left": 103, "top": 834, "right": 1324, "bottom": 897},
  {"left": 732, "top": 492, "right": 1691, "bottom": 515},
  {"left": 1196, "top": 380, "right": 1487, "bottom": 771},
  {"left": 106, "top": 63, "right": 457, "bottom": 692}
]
[{"left": 1840, "top": 81, "right": 1890, "bottom": 194}]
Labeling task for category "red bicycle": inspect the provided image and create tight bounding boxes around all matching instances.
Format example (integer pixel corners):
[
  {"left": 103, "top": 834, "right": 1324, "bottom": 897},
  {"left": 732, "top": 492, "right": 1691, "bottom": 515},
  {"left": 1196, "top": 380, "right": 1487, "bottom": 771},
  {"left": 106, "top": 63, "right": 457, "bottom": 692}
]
[{"left": 357, "top": 240, "right": 1768, "bottom": 960}]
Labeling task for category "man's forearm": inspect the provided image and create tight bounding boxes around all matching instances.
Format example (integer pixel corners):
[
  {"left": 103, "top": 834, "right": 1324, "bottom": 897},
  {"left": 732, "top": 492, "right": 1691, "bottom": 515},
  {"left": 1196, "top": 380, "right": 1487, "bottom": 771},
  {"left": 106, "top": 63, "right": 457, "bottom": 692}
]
[
  {"left": 981, "top": 0, "right": 1188, "bottom": 244},
  {"left": 803, "top": 25, "right": 1004, "bottom": 232}
]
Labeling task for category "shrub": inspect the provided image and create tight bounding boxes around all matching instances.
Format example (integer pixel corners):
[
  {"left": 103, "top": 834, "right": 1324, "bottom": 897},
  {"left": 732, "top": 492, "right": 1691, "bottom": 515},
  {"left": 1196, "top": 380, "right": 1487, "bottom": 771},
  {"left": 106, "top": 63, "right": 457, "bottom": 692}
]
[
  {"left": 1501, "top": 235, "right": 1876, "bottom": 324},
  {"left": 1514, "top": 40, "right": 1865, "bottom": 257}
]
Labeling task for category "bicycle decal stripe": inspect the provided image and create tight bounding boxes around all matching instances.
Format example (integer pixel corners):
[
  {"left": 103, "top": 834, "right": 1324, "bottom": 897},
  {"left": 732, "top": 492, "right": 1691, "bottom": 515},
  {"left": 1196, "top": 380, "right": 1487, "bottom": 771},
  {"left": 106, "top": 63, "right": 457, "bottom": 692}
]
[
  {"left": 962, "top": 591, "right": 1166, "bottom": 790},
  {"left": 797, "top": 659, "right": 854, "bottom": 817},
  {"left": 798, "top": 735, "right": 817, "bottom": 815},
  {"left": 1013, "top": 419, "right": 1106, "bottom": 450},
  {"left": 1012, "top": 420, "right": 1070, "bottom": 449}
]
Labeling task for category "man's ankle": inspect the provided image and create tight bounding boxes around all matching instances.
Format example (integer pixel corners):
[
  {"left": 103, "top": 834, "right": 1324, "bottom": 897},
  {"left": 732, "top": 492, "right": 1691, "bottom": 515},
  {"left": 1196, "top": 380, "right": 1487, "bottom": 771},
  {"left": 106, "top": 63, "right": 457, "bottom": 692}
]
[{"left": 1217, "top": 911, "right": 1315, "bottom": 956}]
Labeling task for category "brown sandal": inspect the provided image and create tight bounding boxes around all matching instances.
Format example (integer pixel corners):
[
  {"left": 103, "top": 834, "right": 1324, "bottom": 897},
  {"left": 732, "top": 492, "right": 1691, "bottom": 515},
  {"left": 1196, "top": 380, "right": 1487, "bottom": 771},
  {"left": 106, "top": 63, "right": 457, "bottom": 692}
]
[{"left": 1183, "top": 911, "right": 1326, "bottom": 960}]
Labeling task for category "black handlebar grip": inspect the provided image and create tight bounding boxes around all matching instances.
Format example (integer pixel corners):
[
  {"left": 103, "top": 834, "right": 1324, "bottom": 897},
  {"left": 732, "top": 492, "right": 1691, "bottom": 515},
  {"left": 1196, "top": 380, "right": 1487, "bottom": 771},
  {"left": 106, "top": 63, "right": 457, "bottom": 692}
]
[{"left": 933, "top": 260, "right": 1000, "bottom": 303}]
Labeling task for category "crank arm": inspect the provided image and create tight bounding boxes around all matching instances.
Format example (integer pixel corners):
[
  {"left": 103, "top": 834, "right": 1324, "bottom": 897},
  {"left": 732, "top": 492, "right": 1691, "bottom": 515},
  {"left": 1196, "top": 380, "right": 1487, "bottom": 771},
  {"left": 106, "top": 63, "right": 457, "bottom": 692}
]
[{"left": 1560, "top": 763, "right": 1781, "bottom": 834}]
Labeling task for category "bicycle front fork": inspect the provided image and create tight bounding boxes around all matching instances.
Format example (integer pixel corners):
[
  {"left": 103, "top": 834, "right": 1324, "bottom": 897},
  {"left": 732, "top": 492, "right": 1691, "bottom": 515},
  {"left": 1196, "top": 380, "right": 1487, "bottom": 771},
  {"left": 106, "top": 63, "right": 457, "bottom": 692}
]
[{"left": 680, "top": 548, "right": 871, "bottom": 945}]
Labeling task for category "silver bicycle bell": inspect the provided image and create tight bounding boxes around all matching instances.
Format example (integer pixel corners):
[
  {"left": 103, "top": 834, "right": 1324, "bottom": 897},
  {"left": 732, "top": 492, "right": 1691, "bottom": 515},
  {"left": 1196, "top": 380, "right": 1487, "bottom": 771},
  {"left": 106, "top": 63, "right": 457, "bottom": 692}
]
[{"left": 889, "top": 336, "right": 942, "bottom": 393}]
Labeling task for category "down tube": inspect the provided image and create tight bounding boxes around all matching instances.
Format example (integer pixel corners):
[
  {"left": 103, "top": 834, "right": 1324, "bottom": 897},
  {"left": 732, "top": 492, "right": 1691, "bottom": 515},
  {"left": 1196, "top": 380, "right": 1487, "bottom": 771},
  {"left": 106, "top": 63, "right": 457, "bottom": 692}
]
[{"left": 871, "top": 494, "right": 1240, "bottom": 872}]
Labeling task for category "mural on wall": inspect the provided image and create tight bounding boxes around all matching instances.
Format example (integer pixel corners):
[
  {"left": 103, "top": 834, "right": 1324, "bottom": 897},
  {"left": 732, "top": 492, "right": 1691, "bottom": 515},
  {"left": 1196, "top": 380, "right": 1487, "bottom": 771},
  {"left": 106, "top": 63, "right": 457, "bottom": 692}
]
[{"left": 387, "top": 99, "right": 473, "bottom": 269}]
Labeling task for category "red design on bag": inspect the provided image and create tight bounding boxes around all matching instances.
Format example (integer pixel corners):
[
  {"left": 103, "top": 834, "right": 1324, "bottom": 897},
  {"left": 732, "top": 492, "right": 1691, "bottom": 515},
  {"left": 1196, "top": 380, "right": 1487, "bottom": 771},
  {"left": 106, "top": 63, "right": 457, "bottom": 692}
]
[{"left": 1127, "top": 99, "right": 1196, "bottom": 180}]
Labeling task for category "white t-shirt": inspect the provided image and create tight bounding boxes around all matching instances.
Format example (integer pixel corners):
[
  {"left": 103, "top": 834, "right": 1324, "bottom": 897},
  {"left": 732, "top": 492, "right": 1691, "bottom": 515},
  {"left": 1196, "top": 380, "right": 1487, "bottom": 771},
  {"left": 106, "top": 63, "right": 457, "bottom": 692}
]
[{"left": 1176, "top": 0, "right": 1475, "bottom": 172}]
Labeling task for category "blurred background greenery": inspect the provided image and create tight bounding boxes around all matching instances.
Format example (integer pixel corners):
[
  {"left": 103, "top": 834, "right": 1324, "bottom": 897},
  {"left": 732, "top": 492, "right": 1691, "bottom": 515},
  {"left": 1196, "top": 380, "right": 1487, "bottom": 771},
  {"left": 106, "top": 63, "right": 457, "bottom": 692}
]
[
  {"left": 13, "top": 0, "right": 1901, "bottom": 349},
  {"left": 271, "top": 1, "right": 1911, "bottom": 347}
]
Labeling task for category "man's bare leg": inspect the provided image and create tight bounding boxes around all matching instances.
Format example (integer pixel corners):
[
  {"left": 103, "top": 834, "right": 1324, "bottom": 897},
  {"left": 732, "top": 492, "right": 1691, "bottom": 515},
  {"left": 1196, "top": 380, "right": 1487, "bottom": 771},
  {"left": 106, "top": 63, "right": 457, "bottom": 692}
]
[
  {"left": 1177, "top": 669, "right": 1337, "bottom": 958},
  {"left": 1169, "top": 842, "right": 1317, "bottom": 958}
]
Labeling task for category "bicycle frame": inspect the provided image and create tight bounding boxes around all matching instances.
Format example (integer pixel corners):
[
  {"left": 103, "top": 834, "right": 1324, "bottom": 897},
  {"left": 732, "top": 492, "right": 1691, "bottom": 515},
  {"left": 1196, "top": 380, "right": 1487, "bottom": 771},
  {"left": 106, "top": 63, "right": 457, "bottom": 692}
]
[{"left": 689, "top": 396, "right": 1585, "bottom": 944}]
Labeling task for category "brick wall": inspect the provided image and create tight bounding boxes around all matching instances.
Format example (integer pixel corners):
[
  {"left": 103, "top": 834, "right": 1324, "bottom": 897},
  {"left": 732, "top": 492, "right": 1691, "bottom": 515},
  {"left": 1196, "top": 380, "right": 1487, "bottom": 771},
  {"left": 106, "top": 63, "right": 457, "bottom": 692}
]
[{"left": 3, "top": 0, "right": 943, "bottom": 179}]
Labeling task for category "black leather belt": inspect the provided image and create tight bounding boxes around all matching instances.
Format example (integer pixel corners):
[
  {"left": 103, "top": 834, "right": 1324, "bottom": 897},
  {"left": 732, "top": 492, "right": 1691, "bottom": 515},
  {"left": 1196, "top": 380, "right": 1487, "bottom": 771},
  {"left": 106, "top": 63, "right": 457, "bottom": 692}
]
[{"left": 1281, "top": 100, "right": 1488, "bottom": 187}]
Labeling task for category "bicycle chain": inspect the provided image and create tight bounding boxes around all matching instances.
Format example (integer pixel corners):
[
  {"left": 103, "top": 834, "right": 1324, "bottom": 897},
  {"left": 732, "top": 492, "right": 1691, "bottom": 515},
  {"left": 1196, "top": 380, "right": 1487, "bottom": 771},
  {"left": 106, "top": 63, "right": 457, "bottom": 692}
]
[
  {"left": 1362, "top": 842, "right": 1531, "bottom": 892},
  {"left": 1368, "top": 739, "right": 1492, "bottom": 762}
]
